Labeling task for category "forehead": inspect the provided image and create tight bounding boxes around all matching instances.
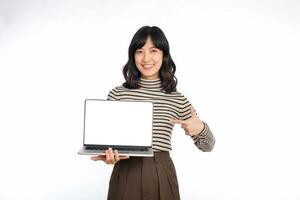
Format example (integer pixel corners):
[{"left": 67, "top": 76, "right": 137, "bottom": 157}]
[{"left": 140, "top": 37, "right": 156, "bottom": 49}]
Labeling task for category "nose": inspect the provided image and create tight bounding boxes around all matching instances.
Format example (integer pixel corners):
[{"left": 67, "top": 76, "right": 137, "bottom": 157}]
[{"left": 142, "top": 51, "right": 151, "bottom": 62}]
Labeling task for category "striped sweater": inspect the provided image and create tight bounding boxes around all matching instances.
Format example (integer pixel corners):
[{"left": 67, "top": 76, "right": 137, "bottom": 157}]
[{"left": 107, "top": 78, "right": 215, "bottom": 152}]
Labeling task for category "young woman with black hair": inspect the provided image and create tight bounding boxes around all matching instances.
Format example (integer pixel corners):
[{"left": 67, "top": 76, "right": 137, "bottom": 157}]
[{"left": 91, "top": 26, "right": 215, "bottom": 200}]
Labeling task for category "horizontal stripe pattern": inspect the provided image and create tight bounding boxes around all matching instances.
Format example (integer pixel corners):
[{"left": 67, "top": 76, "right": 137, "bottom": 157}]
[{"left": 107, "top": 78, "right": 215, "bottom": 152}]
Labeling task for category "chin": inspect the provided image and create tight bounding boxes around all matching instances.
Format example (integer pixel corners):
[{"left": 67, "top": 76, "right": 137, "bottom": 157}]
[{"left": 143, "top": 72, "right": 157, "bottom": 77}]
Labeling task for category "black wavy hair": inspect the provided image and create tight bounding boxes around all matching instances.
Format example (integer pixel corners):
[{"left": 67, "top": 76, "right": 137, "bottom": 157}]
[{"left": 122, "top": 26, "right": 177, "bottom": 93}]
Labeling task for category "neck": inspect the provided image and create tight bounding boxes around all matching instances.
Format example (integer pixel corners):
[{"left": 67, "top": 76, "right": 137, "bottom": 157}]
[{"left": 138, "top": 77, "right": 162, "bottom": 90}]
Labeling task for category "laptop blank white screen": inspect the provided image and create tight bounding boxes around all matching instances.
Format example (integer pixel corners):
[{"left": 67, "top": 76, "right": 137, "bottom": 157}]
[{"left": 84, "top": 100, "right": 153, "bottom": 146}]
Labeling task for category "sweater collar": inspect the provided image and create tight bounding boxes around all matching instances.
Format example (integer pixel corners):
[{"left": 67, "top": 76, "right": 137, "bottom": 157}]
[{"left": 138, "top": 78, "right": 162, "bottom": 90}]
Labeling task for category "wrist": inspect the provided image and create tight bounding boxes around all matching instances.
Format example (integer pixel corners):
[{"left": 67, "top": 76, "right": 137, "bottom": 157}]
[{"left": 195, "top": 121, "right": 206, "bottom": 136}]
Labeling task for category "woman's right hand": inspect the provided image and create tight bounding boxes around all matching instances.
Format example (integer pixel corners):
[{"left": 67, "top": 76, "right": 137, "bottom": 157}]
[{"left": 90, "top": 148, "right": 130, "bottom": 165}]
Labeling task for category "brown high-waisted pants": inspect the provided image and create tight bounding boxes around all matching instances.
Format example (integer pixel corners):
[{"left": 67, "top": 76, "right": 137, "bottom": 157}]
[{"left": 107, "top": 151, "right": 181, "bottom": 200}]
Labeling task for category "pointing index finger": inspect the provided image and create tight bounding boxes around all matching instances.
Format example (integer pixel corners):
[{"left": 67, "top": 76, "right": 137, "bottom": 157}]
[{"left": 170, "top": 118, "right": 187, "bottom": 125}]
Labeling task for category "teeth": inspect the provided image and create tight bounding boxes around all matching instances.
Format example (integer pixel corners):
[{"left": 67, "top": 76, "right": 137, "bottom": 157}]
[{"left": 143, "top": 65, "right": 153, "bottom": 68}]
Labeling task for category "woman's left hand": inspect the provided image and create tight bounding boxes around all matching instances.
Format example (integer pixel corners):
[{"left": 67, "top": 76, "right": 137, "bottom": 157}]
[{"left": 170, "top": 106, "right": 205, "bottom": 136}]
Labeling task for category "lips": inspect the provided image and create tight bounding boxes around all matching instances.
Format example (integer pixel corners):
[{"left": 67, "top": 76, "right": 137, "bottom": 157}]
[{"left": 142, "top": 64, "right": 154, "bottom": 69}]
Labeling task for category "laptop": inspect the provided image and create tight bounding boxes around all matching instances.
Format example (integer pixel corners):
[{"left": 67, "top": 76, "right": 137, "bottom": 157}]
[{"left": 78, "top": 99, "right": 154, "bottom": 157}]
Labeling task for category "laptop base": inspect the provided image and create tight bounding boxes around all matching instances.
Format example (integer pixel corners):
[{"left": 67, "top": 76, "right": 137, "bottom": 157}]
[{"left": 78, "top": 146, "right": 154, "bottom": 157}]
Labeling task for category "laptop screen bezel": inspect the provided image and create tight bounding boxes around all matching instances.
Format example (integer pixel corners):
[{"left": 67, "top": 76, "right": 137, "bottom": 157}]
[{"left": 82, "top": 99, "right": 153, "bottom": 148}]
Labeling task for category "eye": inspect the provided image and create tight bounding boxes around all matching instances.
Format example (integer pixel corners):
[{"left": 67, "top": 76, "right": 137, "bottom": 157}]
[
  {"left": 136, "top": 50, "right": 143, "bottom": 54},
  {"left": 151, "top": 49, "right": 158, "bottom": 53}
]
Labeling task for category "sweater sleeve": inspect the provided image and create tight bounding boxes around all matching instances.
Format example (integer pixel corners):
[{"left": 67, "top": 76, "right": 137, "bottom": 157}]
[
  {"left": 107, "top": 87, "right": 120, "bottom": 100},
  {"left": 191, "top": 122, "right": 215, "bottom": 152},
  {"left": 179, "top": 96, "right": 215, "bottom": 152}
]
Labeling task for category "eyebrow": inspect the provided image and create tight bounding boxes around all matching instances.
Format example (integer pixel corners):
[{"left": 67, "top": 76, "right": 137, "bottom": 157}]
[{"left": 140, "top": 46, "right": 158, "bottom": 50}]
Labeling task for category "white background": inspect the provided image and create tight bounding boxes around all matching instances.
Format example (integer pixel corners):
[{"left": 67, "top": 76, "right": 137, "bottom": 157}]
[{"left": 0, "top": 0, "right": 300, "bottom": 199}]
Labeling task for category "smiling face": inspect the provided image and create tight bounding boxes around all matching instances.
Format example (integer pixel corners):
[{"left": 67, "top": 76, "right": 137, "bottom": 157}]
[{"left": 134, "top": 36, "right": 163, "bottom": 80}]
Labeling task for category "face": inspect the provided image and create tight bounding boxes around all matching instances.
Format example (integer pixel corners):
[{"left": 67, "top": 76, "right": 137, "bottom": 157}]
[{"left": 134, "top": 37, "right": 163, "bottom": 80}]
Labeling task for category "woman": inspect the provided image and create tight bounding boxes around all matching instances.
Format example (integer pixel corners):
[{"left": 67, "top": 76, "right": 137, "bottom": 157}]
[{"left": 91, "top": 26, "right": 215, "bottom": 200}]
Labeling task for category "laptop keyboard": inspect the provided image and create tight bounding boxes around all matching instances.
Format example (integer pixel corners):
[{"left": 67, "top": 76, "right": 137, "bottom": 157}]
[{"left": 85, "top": 145, "right": 148, "bottom": 152}]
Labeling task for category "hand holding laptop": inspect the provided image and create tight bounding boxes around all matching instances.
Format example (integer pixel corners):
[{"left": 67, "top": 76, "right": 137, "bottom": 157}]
[{"left": 90, "top": 147, "right": 130, "bottom": 164}]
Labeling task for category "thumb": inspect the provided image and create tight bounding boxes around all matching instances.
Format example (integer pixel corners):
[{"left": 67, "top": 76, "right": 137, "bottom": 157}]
[{"left": 190, "top": 106, "right": 197, "bottom": 118}]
